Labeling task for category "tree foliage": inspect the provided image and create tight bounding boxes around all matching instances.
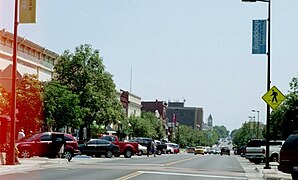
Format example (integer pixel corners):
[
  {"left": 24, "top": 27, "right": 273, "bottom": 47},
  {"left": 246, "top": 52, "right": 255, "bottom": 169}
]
[
  {"left": 43, "top": 81, "right": 83, "bottom": 131},
  {"left": 270, "top": 76, "right": 298, "bottom": 139},
  {"left": 213, "top": 125, "right": 229, "bottom": 139},
  {"left": 53, "top": 44, "right": 123, "bottom": 137},
  {"left": 177, "top": 125, "right": 219, "bottom": 148},
  {"left": 0, "top": 85, "right": 9, "bottom": 115},
  {"left": 16, "top": 74, "right": 43, "bottom": 133}
]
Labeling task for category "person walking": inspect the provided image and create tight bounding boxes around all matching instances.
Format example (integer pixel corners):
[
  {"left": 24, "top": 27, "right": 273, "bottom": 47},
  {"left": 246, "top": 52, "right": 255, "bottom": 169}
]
[
  {"left": 18, "top": 129, "right": 25, "bottom": 140},
  {"left": 146, "top": 141, "right": 151, "bottom": 157}
]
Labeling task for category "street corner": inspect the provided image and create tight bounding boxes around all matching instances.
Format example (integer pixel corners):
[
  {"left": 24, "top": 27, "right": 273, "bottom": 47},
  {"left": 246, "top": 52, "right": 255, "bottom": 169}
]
[{"left": 262, "top": 168, "right": 292, "bottom": 180}]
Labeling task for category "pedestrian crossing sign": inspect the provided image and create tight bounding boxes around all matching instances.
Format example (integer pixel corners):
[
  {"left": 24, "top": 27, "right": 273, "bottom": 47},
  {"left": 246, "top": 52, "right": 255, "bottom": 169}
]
[{"left": 262, "top": 86, "right": 286, "bottom": 110}]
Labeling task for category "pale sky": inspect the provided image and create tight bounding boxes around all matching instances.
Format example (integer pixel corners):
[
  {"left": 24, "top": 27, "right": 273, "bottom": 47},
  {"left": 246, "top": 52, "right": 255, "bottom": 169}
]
[{"left": 1, "top": 0, "right": 297, "bottom": 131}]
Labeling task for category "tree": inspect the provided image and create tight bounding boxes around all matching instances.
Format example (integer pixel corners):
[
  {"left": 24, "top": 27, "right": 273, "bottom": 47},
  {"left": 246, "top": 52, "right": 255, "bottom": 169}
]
[
  {"left": 16, "top": 74, "right": 43, "bottom": 133},
  {"left": 213, "top": 125, "right": 229, "bottom": 139},
  {"left": 141, "top": 112, "right": 165, "bottom": 140},
  {"left": 54, "top": 44, "right": 123, "bottom": 138},
  {"left": 0, "top": 85, "right": 9, "bottom": 115},
  {"left": 270, "top": 76, "right": 298, "bottom": 139},
  {"left": 43, "top": 81, "right": 83, "bottom": 131}
]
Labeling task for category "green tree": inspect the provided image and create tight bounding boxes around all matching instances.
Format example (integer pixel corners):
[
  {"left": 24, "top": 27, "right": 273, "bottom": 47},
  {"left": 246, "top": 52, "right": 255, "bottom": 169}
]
[
  {"left": 54, "top": 44, "right": 123, "bottom": 138},
  {"left": 141, "top": 112, "right": 165, "bottom": 140},
  {"left": 43, "top": 81, "right": 83, "bottom": 131},
  {"left": 213, "top": 125, "right": 229, "bottom": 139},
  {"left": 16, "top": 74, "right": 43, "bottom": 133},
  {"left": 0, "top": 85, "right": 9, "bottom": 115},
  {"left": 270, "top": 76, "right": 298, "bottom": 139}
]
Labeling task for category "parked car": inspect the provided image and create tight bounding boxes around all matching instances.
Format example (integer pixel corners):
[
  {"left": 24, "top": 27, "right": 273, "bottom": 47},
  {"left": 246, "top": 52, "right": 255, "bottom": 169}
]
[
  {"left": 137, "top": 144, "right": 147, "bottom": 156},
  {"left": 166, "top": 144, "right": 174, "bottom": 154},
  {"left": 78, "top": 139, "right": 120, "bottom": 158},
  {"left": 186, "top": 147, "right": 195, "bottom": 153},
  {"left": 154, "top": 140, "right": 167, "bottom": 155},
  {"left": 278, "top": 134, "right": 298, "bottom": 179},
  {"left": 99, "top": 134, "right": 138, "bottom": 158},
  {"left": 166, "top": 143, "right": 180, "bottom": 154},
  {"left": 194, "top": 146, "right": 205, "bottom": 155},
  {"left": 16, "top": 132, "right": 79, "bottom": 161},
  {"left": 220, "top": 147, "right": 230, "bottom": 156}
]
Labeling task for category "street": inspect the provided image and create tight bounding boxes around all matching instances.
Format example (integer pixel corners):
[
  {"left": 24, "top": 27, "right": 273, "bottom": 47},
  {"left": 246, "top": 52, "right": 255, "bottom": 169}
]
[{"left": 0, "top": 153, "right": 248, "bottom": 180}]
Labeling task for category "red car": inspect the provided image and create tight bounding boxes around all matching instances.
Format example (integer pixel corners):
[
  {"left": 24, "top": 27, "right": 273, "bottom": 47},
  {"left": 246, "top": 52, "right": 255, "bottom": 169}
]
[
  {"left": 16, "top": 132, "right": 79, "bottom": 161},
  {"left": 166, "top": 143, "right": 180, "bottom": 154}
]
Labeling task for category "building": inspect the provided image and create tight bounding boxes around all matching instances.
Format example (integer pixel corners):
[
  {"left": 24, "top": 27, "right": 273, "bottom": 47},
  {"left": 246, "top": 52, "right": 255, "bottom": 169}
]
[
  {"left": 141, "top": 100, "right": 168, "bottom": 137},
  {"left": 0, "top": 29, "right": 59, "bottom": 92},
  {"left": 119, "top": 89, "right": 142, "bottom": 117},
  {"left": 207, "top": 114, "right": 213, "bottom": 130},
  {"left": 166, "top": 101, "right": 203, "bottom": 130}
]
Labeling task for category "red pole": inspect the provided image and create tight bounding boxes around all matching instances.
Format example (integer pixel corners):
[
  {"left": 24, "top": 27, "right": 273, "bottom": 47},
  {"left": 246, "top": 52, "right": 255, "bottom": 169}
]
[{"left": 7, "top": 0, "right": 19, "bottom": 165}]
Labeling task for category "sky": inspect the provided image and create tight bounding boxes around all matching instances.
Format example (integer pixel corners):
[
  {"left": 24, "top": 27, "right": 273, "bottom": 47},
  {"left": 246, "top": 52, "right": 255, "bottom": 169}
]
[{"left": 1, "top": 0, "right": 297, "bottom": 131}]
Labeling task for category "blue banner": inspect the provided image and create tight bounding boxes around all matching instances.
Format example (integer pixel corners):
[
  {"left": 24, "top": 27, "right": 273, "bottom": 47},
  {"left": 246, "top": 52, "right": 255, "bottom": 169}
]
[{"left": 252, "top": 20, "right": 267, "bottom": 54}]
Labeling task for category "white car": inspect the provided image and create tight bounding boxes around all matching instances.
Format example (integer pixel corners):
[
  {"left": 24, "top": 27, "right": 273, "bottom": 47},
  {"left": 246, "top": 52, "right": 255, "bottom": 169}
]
[
  {"left": 165, "top": 143, "right": 174, "bottom": 154},
  {"left": 138, "top": 144, "right": 147, "bottom": 156}
]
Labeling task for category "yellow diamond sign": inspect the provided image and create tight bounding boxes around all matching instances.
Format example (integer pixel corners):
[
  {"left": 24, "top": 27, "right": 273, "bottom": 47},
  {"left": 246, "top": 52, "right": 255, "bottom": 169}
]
[{"left": 262, "top": 86, "right": 286, "bottom": 110}]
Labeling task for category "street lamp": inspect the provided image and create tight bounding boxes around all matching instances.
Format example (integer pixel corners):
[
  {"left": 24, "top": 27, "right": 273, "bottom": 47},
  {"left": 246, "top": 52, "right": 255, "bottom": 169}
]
[
  {"left": 242, "top": 0, "right": 271, "bottom": 169},
  {"left": 252, "top": 110, "right": 260, "bottom": 139}
]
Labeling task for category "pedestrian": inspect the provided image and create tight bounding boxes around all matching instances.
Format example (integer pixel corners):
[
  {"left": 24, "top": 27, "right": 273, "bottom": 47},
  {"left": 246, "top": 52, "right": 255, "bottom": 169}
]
[
  {"left": 147, "top": 141, "right": 151, "bottom": 157},
  {"left": 18, "top": 129, "right": 25, "bottom": 140},
  {"left": 152, "top": 141, "right": 156, "bottom": 157}
]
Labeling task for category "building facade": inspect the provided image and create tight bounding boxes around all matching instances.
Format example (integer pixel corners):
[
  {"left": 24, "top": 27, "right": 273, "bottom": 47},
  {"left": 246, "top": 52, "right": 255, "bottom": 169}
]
[
  {"left": 0, "top": 29, "right": 59, "bottom": 91},
  {"left": 166, "top": 101, "right": 203, "bottom": 131}
]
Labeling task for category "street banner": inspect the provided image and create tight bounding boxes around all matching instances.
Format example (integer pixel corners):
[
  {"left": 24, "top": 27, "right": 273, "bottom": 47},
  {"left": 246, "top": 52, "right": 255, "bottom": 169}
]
[
  {"left": 19, "top": 0, "right": 36, "bottom": 23},
  {"left": 252, "top": 20, "right": 266, "bottom": 54}
]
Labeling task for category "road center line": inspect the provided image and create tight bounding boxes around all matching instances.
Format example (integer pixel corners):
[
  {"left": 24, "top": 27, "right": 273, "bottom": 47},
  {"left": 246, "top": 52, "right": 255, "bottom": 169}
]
[
  {"left": 164, "top": 155, "right": 200, "bottom": 166},
  {"left": 139, "top": 171, "right": 247, "bottom": 179}
]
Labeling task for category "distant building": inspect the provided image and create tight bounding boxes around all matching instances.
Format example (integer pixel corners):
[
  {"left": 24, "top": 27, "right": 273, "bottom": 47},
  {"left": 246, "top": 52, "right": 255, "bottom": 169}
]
[
  {"left": 166, "top": 101, "right": 203, "bottom": 130},
  {"left": 119, "top": 89, "right": 142, "bottom": 117},
  {"left": 207, "top": 114, "right": 213, "bottom": 130}
]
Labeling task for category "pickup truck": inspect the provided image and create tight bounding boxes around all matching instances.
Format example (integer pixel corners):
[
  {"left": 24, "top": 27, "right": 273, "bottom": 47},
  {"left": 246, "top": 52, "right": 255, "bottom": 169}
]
[
  {"left": 245, "top": 139, "right": 284, "bottom": 164},
  {"left": 99, "top": 134, "right": 138, "bottom": 158}
]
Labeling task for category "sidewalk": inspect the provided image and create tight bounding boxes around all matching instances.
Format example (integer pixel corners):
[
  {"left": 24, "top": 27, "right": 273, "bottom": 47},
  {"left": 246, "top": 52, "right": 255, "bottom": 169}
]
[
  {"left": 0, "top": 157, "right": 69, "bottom": 175},
  {"left": 236, "top": 155, "right": 292, "bottom": 180}
]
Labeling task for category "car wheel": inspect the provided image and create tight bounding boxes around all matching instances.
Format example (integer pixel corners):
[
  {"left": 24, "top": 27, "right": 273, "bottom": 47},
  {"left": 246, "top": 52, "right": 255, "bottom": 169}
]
[
  {"left": 138, "top": 150, "right": 143, "bottom": 156},
  {"left": 253, "top": 159, "right": 262, "bottom": 164},
  {"left": 114, "top": 154, "right": 120, "bottom": 157},
  {"left": 124, "top": 149, "right": 132, "bottom": 158},
  {"left": 270, "top": 154, "right": 278, "bottom": 162},
  {"left": 64, "top": 150, "right": 73, "bottom": 162},
  {"left": 157, "top": 150, "right": 162, "bottom": 155},
  {"left": 105, "top": 150, "right": 113, "bottom": 158},
  {"left": 292, "top": 172, "right": 298, "bottom": 180},
  {"left": 19, "top": 148, "right": 31, "bottom": 158}
]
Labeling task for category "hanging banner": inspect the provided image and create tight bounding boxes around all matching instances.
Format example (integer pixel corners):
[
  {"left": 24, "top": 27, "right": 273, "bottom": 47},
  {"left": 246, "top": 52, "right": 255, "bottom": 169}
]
[
  {"left": 19, "top": 0, "right": 36, "bottom": 23},
  {"left": 252, "top": 20, "right": 266, "bottom": 54}
]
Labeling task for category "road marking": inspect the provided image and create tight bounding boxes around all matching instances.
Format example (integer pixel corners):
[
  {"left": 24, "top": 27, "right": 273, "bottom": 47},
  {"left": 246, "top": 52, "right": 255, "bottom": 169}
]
[
  {"left": 139, "top": 171, "right": 247, "bottom": 179},
  {"left": 164, "top": 155, "right": 200, "bottom": 166},
  {"left": 115, "top": 171, "right": 143, "bottom": 180}
]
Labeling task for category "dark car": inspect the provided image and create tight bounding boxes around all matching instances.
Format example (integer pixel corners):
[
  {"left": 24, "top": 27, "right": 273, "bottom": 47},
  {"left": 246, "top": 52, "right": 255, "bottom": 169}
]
[
  {"left": 278, "top": 134, "right": 298, "bottom": 179},
  {"left": 78, "top": 139, "right": 120, "bottom": 158},
  {"left": 16, "top": 132, "right": 79, "bottom": 161},
  {"left": 220, "top": 147, "right": 230, "bottom": 156}
]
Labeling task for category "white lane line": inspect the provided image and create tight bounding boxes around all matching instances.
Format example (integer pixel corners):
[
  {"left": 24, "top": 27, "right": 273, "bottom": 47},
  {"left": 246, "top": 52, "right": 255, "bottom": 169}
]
[{"left": 139, "top": 171, "right": 247, "bottom": 179}]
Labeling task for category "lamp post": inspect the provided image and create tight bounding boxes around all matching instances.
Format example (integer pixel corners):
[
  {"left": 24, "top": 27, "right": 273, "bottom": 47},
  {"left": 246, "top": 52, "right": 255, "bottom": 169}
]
[
  {"left": 242, "top": 0, "right": 271, "bottom": 169},
  {"left": 252, "top": 110, "right": 260, "bottom": 139}
]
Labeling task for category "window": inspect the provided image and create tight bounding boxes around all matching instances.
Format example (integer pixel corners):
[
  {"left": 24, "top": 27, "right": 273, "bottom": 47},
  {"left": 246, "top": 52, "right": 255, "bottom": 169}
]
[{"left": 40, "top": 134, "right": 51, "bottom": 141}]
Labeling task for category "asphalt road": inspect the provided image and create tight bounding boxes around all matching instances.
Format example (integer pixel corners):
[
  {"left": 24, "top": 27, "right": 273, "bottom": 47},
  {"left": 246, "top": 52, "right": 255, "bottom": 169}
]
[{"left": 0, "top": 153, "right": 249, "bottom": 180}]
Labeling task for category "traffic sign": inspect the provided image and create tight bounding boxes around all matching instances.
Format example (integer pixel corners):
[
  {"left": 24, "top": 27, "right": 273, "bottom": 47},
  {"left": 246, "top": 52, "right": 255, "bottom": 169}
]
[{"left": 262, "top": 86, "right": 286, "bottom": 110}]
